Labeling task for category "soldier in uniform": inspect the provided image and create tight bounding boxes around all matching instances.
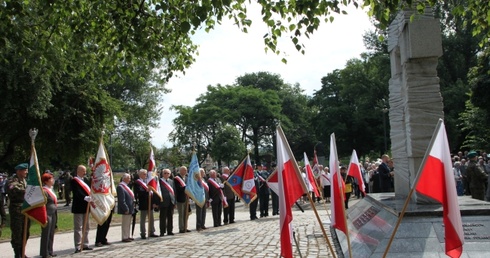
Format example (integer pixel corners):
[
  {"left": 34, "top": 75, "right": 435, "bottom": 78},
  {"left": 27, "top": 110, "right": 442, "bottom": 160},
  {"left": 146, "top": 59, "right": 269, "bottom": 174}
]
[
  {"left": 7, "top": 163, "right": 30, "bottom": 258},
  {"left": 258, "top": 164, "right": 270, "bottom": 218},
  {"left": 249, "top": 166, "right": 260, "bottom": 220},
  {"left": 466, "top": 151, "right": 488, "bottom": 201}
]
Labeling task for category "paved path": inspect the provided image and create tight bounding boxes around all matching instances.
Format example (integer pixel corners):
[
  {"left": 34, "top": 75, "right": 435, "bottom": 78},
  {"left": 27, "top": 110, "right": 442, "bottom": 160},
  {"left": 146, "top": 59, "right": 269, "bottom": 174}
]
[{"left": 1, "top": 198, "right": 360, "bottom": 258}]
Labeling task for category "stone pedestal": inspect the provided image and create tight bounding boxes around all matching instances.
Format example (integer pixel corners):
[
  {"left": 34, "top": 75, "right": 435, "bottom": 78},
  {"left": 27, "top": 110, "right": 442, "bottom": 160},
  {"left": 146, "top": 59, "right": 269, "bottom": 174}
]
[
  {"left": 387, "top": 8, "right": 444, "bottom": 199},
  {"left": 331, "top": 194, "right": 490, "bottom": 257}
]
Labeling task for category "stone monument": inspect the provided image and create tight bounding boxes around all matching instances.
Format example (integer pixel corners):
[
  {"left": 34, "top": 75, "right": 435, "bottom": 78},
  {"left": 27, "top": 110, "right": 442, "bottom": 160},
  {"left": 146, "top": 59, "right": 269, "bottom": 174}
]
[
  {"left": 330, "top": 8, "right": 490, "bottom": 257},
  {"left": 387, "top": 7, "right": 443, "bottom": 199}
]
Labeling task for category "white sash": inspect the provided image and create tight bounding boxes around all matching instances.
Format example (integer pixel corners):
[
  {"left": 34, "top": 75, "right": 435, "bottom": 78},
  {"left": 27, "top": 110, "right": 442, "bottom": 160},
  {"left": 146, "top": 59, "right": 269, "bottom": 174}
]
[
  {"left": 174, "top": 176, "right": 186, "bottom": 187},
  {"left": 135, "top": 179, "right": 148, "bottom": 191},
  {"left": 73, "top": 177, "right": 90, "bottom": 195},
  {"left": 160, "top": 178, "right": 175, "bottom": 196},
  {"left": 43, "top": 186, "right": 58, "bottom": 206},
  {"left": 120, "top": 182, "right": 135, "bottom": 200}
]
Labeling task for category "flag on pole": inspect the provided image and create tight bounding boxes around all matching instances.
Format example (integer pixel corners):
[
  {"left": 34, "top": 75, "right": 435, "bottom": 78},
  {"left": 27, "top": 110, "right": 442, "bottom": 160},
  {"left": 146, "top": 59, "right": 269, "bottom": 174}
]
[
  {"left": 277, "top": 125, "right": 307, "bottom": 258},
  {"left": 312, "top": 150, "right": 320, "bottom": 176},
  {"left": 266, "top": 169, "right": 278, "bottom": 195},
  {"left": 304, "top": 152, "right": 320, "bottom": 197},
  {"left": 90, "top": 140, "right": 116, "bottom": 225},
  {"left": 347, "top": 149, "right": 366, "bottom": 195},
  {"left": 185, "top": 152, "right": 206, "bottom": 208},
  {"left": 415, "top": 120, "right": 464, "bottom": 258},
  {"left": 22, "top": 129, "right": 47, "bottom": 226},
  {"left": 330, "top": 133, "right": 348, "bottom": 235},
  {"left": 147, "top": 146, "right": 162, "bottom": 201},
  {"left": 148, "top": 146, "right": 156, "bottom": 172},
  {"left": 225, "top": 154, "right": 257, "bottom": 205}
]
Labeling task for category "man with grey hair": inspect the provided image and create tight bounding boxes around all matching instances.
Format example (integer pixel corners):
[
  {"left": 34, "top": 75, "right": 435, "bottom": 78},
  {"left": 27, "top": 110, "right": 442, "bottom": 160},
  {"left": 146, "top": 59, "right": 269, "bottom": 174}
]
[
  {"left": 208, "top": 170, "right": 224, "bottom": 227},
  {"left": 221, "top": 166, "right": 236, "bottom": 224},
  {"left": 134, "top": 169, "right": 157, "bottom": 239},
  {"left": 117, "top": 173, "right": 134, "bottom": 242},
  {"left": 175, "top": 166, "right": 190, "bottom": 233}
]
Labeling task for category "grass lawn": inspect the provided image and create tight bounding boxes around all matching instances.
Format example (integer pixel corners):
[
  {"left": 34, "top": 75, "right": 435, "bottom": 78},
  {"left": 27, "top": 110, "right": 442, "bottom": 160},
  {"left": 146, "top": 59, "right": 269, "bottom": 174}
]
[{"left": 0, "top": 210, "right": 123, "bottom": 241}]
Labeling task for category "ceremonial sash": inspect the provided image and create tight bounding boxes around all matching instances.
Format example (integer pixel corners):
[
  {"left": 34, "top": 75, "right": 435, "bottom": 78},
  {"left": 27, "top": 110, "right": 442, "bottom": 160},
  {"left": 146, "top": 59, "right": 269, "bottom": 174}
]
[
  {"left": 160, "top": 178, "right": 175, "bottom": 196},
  {"left": 135, "top": 179, "right": 148, "bottom": 191},
  {"left": 221, "top": 174, "right": 229, "bottom": 180},
  {"left": 201, "top": 179, "right": 209, "bottom": 193},
  {"left": 208, "top": 178, "right": 228, "bottom": 208},
  {"left": 174, "top": 176, "right": 186, "bottom": 187},
  {"left": 257, "top": 174, "right": 266, "bottom": 182},
  {"left": 322, "top": 173, "right": 331, "bottom": 183},
  {"left": 120, "top": 183, "right": 135, "bottom": 200},
  {"left": 73, "top": 177, "right": 90, "bottom": 195},
  {"left": 43, "top": 186, "right": 58, "bottom": 206}
]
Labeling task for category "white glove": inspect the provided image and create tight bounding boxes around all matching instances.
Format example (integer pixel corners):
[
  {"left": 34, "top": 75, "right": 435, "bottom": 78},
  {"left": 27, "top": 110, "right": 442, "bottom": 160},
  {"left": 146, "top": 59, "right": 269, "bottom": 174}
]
[
  {"left": 209, "top": 198, "right": 213, "bottom": 203},
  {"left": 84, "top": 196, "right": 92, "bottom": 202},
  {"left": 219, "top": 183, "right": 224, "bottom": 188}
]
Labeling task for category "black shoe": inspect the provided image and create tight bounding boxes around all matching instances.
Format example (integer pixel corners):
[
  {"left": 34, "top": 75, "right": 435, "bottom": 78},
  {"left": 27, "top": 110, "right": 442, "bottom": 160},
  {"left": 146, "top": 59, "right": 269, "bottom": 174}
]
[
  {"left": 95, "top": 242, "right": 103, "bottom": 247},
  {"left": 179, "top": 230, "right": 185, "bottom": 233},
  {"left": 102, "top": 242, "right": 112, "bottom": 245},
  {"left": 83, "top": 246, "right": 93, "bottom": 250},
  {"left": 149, "top": 234, "right": 159, "bottom": 237},
  {"left": 141, "top": 236, "right": 147, "bottom": 239},
  {"left": 167, "top": 232, "right": 174, "bottom": 235},
  {"left": 230, "top": 221, "right": 235, "bottom": 224},
  {"left": 74, "top": 249, "right": 81, "bottom": 253},
  {"left": 160, "top": 234, "right": 165, "bottom": 237},
  {"left": 201, "top": 227, "right": 207, "bottom": 230},
  {"left": 186, "top": 229, "right": 191, "bottom": 232}
]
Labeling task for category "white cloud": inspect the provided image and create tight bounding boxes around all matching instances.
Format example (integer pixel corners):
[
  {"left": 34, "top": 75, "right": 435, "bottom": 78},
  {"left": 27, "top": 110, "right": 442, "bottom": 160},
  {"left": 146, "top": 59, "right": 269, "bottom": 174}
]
[{"left": 151, "top": 5, "right": 374, "bottom": 147}]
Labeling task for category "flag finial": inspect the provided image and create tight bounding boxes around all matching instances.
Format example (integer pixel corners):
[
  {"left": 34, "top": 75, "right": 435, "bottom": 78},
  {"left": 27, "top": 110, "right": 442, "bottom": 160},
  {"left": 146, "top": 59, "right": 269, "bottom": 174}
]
[{"left": 29, "top": 128, "right": 38, "bottom": 142}]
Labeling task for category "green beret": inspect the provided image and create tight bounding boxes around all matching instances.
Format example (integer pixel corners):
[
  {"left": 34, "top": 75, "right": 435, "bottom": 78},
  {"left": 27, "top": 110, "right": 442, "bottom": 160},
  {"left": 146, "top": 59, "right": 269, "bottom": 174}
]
[
  {"left": 15, "top": 163, "right": 28, "bottom": 170},
  {"left": 467, "top": 151, "right": 478, "bottom": 158}
]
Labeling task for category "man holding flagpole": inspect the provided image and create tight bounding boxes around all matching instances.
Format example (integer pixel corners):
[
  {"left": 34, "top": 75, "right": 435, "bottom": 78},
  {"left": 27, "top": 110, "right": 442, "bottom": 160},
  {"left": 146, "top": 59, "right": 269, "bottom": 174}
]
[
  {"left": 71, "top": 165, "right": 93, "bottom": 253},
  {"left": 7, "top": 163, "right": 30, "bottom": 258}
]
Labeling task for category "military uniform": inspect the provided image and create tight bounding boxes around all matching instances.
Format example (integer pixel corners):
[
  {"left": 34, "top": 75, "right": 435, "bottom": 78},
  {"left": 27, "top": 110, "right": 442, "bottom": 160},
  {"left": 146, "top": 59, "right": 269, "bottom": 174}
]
[
  {"left": 7, "top": 163, "right": 31, "bottom": 258},
  {"left": 466, "top": 158, "right": 488, "bottom": 201}
]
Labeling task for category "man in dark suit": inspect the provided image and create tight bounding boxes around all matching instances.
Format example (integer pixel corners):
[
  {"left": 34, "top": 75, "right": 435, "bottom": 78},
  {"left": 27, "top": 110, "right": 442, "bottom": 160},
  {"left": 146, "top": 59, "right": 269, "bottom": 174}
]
[
  {"left": 117, "top": 173, "right": 134, "bottom": 242},
  {"left": 207, "top": 170, "right": 224, "bottom": 227},
  {"left": 377, "top": 154, "right": 393, "bottom": 192},
  {"left": 221, "top": 167, "right": 236, "bottom": 225},
  {"left": 134, "top": 169, "right": 157, "bottom": 239},
  {"left": 174, "top": 166, "right": 190, "bottom": 233},
  {"left": 71, "top": 165, "right": 93, "bottom": 253},
  {"left": 158, "top": 169, "right": 176, "bottom": 236}
]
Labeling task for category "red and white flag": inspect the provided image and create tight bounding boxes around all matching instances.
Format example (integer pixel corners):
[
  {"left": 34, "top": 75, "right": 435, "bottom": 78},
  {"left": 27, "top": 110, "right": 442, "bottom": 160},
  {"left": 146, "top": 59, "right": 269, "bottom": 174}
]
[
  {"left": 415, "top": 120, "right": 464, "bottom": 258},
  {"left": 148, "top": 146, "right": 156, "bottom": 172},
  {"left": 304, "top": 152, "right": 320, "bottom": 197},
  {"left": 330, "top": 133, "right": 348, "bottom": 235},
  {"left": 277, "top": 126, "right": 307, "bottom": 258},
  {"left": 347, "top": 149, "right": 365, "bottom": 195},
  {"left": 91, "top": 140, "right": 116, "bottom": 225},
  {"left": 147, "top": 146, "right": 162, "bottom": 201}
]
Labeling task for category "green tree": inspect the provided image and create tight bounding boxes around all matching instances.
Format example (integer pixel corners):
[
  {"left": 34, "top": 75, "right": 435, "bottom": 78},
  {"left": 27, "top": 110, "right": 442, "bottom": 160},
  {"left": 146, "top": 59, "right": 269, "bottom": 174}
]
[{"left": 210, "top": 125, "right": 246, "bottom": 166}]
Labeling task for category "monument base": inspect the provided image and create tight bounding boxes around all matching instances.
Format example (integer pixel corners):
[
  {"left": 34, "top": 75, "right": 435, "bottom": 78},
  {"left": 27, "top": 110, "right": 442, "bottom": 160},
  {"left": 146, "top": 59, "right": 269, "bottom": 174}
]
[{"left": 331, "top": 193, "right": 490, "bottom": 257}]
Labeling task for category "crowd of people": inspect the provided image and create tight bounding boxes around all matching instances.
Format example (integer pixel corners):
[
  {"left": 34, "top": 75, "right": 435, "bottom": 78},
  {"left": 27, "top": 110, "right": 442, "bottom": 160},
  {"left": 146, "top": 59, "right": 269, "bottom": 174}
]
[{"left": 1, "top": 149, "right": 489, "bottom": 258}]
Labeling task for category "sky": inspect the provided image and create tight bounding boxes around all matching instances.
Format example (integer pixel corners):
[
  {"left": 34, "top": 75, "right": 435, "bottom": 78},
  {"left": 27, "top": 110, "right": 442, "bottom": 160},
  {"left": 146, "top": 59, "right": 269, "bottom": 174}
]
[{"left": 150, "top": 5, "right": 375, "bottom": 148}]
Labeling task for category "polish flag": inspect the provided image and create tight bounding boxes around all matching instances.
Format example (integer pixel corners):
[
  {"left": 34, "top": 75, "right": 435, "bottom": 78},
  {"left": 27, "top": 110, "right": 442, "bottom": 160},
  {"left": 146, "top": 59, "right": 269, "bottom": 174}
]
[
  {"left": 303, "top": 152, "right": 320, "bottom": 197},
  {"left": 330, "top": 133, "right": 347, "bottom": 235},
  {"left": 415, "top": 120, "right": 464, "bottom": 258},
  {"left": 148, "top": 146, "right": 156, "bottom": 172},
  {"left": 347, "top": 149, "right": 365, "bottom": 195},
  {"left": 147, "top": 146, "right": 162, "bottom": 201},
  {"left": 277, "top": 126, "right": 307, "bottom": 258}
]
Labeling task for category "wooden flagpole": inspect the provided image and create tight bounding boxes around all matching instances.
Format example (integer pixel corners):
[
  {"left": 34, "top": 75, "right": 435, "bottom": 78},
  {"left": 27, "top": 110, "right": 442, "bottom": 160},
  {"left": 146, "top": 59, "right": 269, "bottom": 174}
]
[
  {"left": 382, "top": 119, "right": 443, "bottom": 257},
  {"left": 21, "top": 216, "right": 28, "bottom": 258},
  {"left": 147, "top": 190, "right": 151, "bottom": 239},
  {"left": 307, "top": 192, "right": 337, "bottom": 258}
]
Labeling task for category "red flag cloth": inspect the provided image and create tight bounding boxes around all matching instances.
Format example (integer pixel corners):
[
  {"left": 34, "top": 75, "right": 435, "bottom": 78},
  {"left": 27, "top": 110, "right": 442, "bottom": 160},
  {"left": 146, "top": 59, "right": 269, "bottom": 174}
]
[
  {"left": 330, "top": 133, "right": 347, "bottom": 235},
  {"left": 347, "top": 149, "right": 366, "bottom": 195},
  {"left": 91, "top": 140, "right": 116, "bottom": 225},
  {"left": 148, "top": 174, "right": 162, "bottom": 201},
  {"left": 225, "top": 154, "right": 257, "bottom": 205},
  {"left": 22, "top": 140, "right": 47, "bottom": 226},
  {"left": 415, "top": 121, "right": 464, "bottom": 258},
  {"left": 148, "top": 147, "right": 156, "bottom": 172},
  {"left": 304, "top": 152, "right": 320, "bottom": 197},
  {"left": 277, "top": 126, "right": 307, "bottom": 258}
]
